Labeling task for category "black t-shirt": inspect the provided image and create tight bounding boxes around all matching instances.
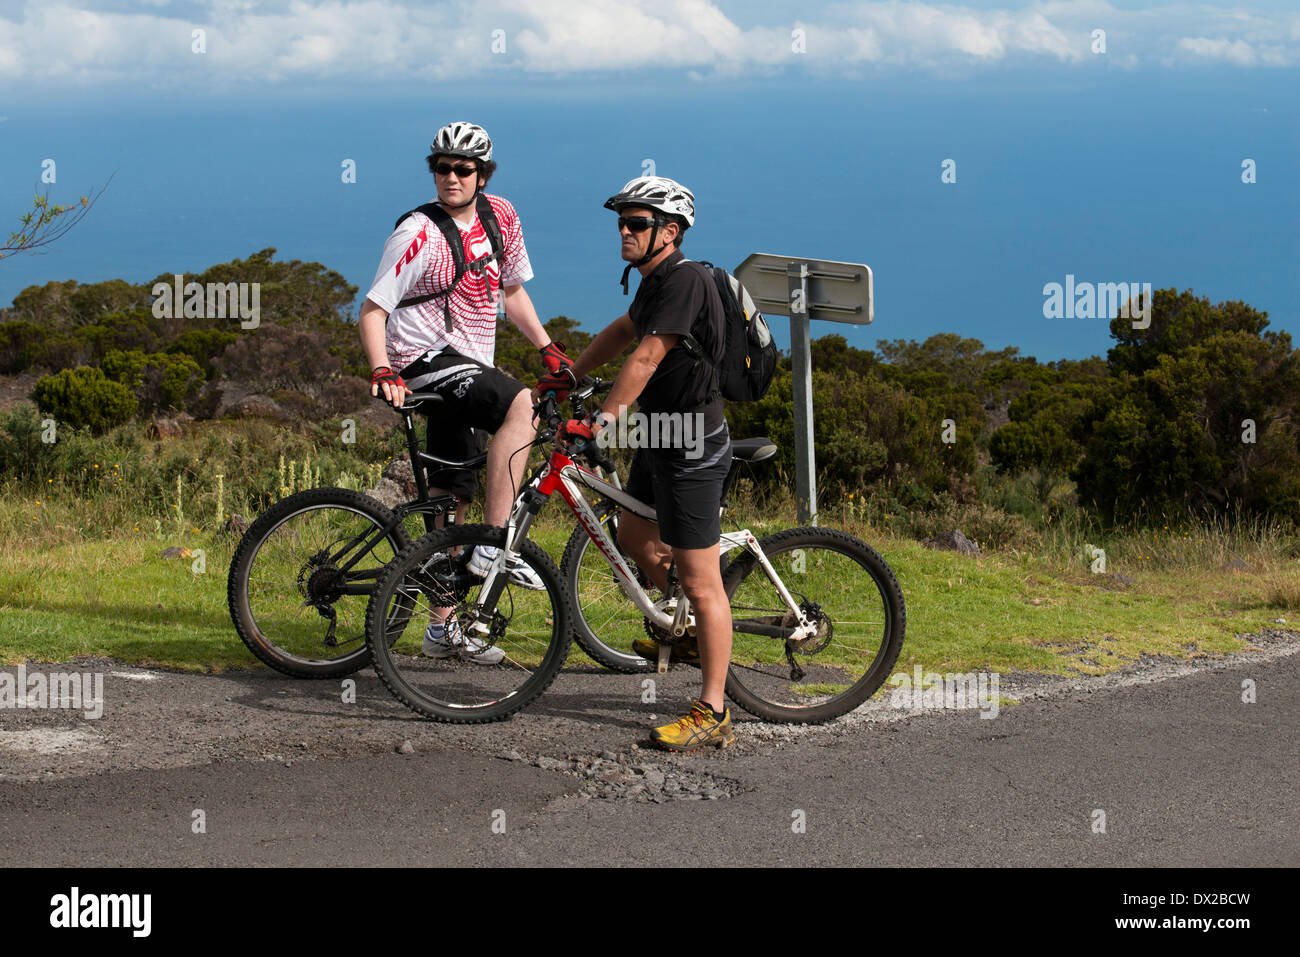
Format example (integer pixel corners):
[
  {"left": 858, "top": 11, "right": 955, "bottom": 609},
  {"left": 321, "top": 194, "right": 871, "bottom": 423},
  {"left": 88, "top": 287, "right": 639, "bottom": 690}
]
[{"left": 627, "top": 249, "right": 725, "bottom": 430}]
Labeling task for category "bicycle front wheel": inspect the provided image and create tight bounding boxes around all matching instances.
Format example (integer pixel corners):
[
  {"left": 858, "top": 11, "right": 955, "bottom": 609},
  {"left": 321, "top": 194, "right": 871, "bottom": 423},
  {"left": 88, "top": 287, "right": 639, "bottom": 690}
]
[
  {"left": 227, "top": 487, "right": 413, "bottom": 679},
  {"left": 722, "top": 526, "right": 906, "bottom": 724},
  {"left": 366, "top": 524, "right": 572, "bottom": 723}
]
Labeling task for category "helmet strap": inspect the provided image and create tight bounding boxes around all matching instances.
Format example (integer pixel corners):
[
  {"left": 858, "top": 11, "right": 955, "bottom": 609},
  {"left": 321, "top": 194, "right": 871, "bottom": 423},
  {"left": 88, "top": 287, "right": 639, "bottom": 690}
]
[{"left": 619, "top": 220, "right": 670, "bottom": 295}]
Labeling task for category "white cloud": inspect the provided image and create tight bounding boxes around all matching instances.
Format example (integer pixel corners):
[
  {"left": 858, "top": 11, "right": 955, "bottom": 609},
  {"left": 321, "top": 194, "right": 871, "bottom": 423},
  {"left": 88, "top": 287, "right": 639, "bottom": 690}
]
[
  {"left": 1178, "top": 37, "right": 1257, "bottom": 66},
  {"left": 0, "top": 0, "right": 1294, "bottom": 87}
]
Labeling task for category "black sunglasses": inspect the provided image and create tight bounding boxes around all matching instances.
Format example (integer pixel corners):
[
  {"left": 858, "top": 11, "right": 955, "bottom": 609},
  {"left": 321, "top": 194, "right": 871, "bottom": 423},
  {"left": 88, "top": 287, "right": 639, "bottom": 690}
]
[
  {"left": 617, "top": 216, "right": 661, "bottom": 233},
  {"left": 434, "top": 162, "right": 479, "bottom": 178}
]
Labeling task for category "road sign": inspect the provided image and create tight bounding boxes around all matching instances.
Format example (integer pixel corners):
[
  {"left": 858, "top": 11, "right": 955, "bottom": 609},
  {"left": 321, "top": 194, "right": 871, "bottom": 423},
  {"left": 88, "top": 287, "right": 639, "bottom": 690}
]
[
  {"left": 736, "top": 254, "right": 873, "bottom": 325},
  {"left": 734, "top": 254, "right": 875, "bottom": 525}
]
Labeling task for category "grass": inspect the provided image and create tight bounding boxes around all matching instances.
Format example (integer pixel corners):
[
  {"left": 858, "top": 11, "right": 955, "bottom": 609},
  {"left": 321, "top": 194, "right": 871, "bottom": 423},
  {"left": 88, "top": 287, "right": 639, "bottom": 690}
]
[
  {"left": 1, "top": 492, "right": 1295, "bottom": 679},
  {"left": 1, "top": 415, "right": 1296, "bottom": 680}
]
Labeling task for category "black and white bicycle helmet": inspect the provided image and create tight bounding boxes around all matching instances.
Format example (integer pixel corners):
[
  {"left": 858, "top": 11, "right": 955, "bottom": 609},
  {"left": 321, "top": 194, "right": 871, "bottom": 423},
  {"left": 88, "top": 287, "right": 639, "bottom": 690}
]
[
  {"left": 605, "top": 176, "right": 696, "bottom": 293},
  {"left": 430, "top": 121, "right": 494, "bottom": 162},
  {"left": 604, "top": 176, "right": 695, "bottom": 226}
]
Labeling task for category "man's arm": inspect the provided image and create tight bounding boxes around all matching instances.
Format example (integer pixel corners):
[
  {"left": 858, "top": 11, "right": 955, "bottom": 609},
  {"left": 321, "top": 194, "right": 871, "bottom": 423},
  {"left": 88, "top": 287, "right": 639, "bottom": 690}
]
[
  {"left": 501, "top": 282, "right": 551, "bottom": 348},
  {"left": 571, "top": 313, "right": 636, "bottom": 380},
  {"left": 599, "top": 332, "right": 679, "bottom": 425},
  {"left": 359, "top": 297, "right": 407, "bottom": 406},
  {"left": 532, "top": 313, "right": 637, "bottom": 401}
]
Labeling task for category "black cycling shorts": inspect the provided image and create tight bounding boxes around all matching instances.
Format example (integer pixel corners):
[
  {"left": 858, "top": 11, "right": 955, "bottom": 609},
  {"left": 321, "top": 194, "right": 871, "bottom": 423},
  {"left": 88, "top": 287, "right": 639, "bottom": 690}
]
[
  {"left": 398, "top": 346, "right": 526, "bottom": 500},
  {"left": 623, "top": 422, "right": 732, "bottom": 550}
]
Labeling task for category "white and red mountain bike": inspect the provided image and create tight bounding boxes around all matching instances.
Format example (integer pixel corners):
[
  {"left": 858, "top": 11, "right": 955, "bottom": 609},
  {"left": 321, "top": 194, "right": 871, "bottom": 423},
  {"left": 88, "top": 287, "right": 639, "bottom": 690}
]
[{"left": 363, "top": 383, "right": 906, "bottom": 724}]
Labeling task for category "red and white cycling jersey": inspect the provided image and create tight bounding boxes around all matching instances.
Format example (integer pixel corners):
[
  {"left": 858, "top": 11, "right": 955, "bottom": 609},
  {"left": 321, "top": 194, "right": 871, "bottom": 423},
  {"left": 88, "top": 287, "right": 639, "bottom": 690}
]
[{"left": 366, "top": 193, "right": 533, "bottom": 369}]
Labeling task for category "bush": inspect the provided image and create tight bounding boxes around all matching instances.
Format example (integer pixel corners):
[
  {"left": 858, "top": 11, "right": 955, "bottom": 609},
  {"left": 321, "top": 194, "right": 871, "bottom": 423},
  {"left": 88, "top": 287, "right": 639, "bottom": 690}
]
[
  {"left": 31, "top": 367, "right": 138, "bottom": 433},
  {"left": 75, "top": 308, "right": 162, "bottom": 361},
  {"left": 0, "top": 320, "right": 49, "bottom": 374},
  {"left": 0, "top": 403, "right": 118, "bottom": 490},
  {"left": 166, "top": 329, "right": 239, "bottom": 378},
  {"left": 102, "top": 349, "right": 204, "bottom": 415}
]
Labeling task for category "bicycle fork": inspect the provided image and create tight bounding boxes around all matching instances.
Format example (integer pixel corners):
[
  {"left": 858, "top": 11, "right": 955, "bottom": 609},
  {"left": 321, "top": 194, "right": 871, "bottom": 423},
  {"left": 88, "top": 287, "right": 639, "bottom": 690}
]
[{"left": 465, "top": 483, "right": 547, "bottom": 637}]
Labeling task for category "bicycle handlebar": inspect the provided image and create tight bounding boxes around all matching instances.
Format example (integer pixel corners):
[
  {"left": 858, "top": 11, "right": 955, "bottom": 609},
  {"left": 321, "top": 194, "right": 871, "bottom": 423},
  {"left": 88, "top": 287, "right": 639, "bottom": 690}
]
[{"left": 534, "top": 377, "right": 617, "bottom": 473}]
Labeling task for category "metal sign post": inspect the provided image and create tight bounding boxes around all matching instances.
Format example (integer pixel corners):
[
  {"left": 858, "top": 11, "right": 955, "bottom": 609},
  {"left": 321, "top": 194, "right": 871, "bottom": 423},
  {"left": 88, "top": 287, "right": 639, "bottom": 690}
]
[{"left": 736, "top": 254, "right": 874, "bottom": 525}]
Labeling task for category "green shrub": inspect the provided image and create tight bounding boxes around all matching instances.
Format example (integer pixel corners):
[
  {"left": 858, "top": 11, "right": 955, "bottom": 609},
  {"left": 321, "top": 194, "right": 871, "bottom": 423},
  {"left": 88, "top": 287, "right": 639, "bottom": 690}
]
[
  {"left": 102, "top": 349, "right": 204, "bottom": 415},
  {"left": 31, "top": 367, "right": 138, "bottom": 434},
  {"left": 165, "top": 329, "right": 238, "bottom": 377},
  {"left": 0, "top": 320, "right": 49, "bottom": 374}
]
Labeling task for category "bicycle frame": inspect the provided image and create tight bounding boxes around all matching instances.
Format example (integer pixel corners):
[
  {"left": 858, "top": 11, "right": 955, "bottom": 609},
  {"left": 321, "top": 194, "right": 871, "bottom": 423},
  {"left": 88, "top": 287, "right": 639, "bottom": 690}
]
[{"left": 472, "top": 444, "right": 819, "bottom": 644}]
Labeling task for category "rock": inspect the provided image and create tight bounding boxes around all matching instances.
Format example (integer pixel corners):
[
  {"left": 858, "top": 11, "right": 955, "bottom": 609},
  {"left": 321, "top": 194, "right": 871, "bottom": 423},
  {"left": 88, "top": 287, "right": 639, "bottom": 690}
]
[
  {"left": 233, "top": 394, "right": 291, "bottom": 421},
  {"left": 643, "top": 769, "right": 666, "bottom": 789},
  {"left": 365, "top": 479, "right": 407, "bottom": 510},
  {"left": 366, "top": 459, "right": 420, "bottom": 508},
  {"left": 160, "top": 547, "right": 192, "bottom": 559},
  {"left": 922, "top": 529, "right": 980, "bottom": 556},
  {"left": 222, "top": 514, "right": 250, "bottom": 537},
  {"left": 383, "top": 458, "right": 420, "bottom": 499},
  {"left": 148, "top": 418, "right": 183, "bottom": 440},
  {"left": 397, "top": 740, "right": 415, "bottom": 754}
]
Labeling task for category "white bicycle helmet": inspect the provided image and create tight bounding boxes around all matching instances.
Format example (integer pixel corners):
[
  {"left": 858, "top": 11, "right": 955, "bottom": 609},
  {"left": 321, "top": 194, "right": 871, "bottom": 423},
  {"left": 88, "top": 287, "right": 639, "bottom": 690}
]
[
  {"left": 606, "top": 176, "right": 696, "bottom": 293},
  {"left": 430, "top": 121, "right": 493, "bottom": 162},
  {"left": 604, "top": 176, "right": 695, "bottom": 227}
]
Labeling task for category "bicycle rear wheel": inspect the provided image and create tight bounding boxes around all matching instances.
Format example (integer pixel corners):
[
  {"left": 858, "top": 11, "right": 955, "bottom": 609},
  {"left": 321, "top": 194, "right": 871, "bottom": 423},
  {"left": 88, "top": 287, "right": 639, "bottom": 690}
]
[
  {"left": 227, "top": 487, "right": 413, "bottom": 679},
  {"left": 722, "top": 526, "right": 906, "bottom": 724},
  {"left": 366, "top": 524, "right": 572, "bottom": 723}
]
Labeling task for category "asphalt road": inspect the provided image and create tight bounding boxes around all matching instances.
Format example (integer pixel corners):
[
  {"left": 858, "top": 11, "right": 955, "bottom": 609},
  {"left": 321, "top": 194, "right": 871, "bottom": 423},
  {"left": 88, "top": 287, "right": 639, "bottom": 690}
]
[{"left": 1, "top": 631, "right": 1296, "bottom": 867}]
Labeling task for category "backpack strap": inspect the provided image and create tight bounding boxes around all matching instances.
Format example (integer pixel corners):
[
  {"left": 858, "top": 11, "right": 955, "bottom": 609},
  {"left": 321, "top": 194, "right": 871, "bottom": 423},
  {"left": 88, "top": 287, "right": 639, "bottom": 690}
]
[
  {"left": 391, "top": 195, "right": 506, "bottom": 332},
  {"left": 671, "top": 259, "right": 723, "bottom": 405}
]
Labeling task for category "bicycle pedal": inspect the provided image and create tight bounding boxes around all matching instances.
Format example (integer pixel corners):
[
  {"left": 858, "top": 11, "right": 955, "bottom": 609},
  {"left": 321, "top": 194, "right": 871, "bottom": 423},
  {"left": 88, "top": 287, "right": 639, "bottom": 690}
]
[{"left": 657, "top": 643, "right": 672, "bottom": 674}]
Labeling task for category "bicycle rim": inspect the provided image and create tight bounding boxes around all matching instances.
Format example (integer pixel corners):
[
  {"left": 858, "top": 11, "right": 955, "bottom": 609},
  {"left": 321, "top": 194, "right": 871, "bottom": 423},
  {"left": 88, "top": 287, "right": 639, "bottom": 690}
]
[
  {"left": 367, "top": 525, "right": 572, "bottom": 722},
  {"left": 234, "top": 494, "right": 408, "bottom": 676},
  {"left": 722, "top": 527, "right": 906, "bottom": 724}
]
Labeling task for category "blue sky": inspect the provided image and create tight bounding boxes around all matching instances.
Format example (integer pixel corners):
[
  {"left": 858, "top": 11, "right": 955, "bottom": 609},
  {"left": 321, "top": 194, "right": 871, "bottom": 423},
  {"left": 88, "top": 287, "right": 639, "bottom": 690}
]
[{"left": 1, "top": 0, "right": 1296, "bottom": 363}]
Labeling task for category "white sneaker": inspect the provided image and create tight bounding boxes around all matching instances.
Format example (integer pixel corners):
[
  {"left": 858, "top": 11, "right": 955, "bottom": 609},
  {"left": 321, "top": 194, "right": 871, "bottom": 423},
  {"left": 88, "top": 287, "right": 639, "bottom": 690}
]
[
  {"left": 421, "top": 617, "right": 505, "bottom": 665},
  {"left": 467, "top": 544, "right": 545, "bottom": 590}
]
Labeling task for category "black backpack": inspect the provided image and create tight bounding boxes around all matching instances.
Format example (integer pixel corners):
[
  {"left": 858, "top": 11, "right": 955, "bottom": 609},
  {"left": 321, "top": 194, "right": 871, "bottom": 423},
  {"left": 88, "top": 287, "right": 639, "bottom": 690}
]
[
  {"left": 680, "top": 260, "right": 778, "bottom": 403},
  {"left": 391, "top": 193, "right": 505, "bottom": 332}
]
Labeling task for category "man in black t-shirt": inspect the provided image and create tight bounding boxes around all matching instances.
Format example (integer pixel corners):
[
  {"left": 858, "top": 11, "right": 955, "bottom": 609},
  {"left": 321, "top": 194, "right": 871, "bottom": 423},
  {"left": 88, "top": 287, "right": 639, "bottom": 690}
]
[{"left": 535, "top": 176, "right": 735, "bottom": 752}]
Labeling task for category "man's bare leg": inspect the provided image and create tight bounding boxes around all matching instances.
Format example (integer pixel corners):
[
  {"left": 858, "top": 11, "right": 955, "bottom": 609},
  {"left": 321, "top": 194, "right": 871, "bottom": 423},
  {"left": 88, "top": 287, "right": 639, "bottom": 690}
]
[
  {"left": 484, "top": 389, "right": 535, "bottom": 527},
  {"left": 617, "top": 511, "right": 672, "bottom": 592},
  {"left": 673, "top": 544, "right": 731, "bottom": 713}
]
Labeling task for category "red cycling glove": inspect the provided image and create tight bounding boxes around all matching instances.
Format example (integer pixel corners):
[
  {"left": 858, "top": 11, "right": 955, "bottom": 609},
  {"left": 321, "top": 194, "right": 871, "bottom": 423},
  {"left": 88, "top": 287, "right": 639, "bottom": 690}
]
[
  {"left": 371, "top": 366, "right": 407, "bottom": 390},
  {"left": 536, "top": 368, "right": 578, "bottom": 402},
  {"left": 558, "top": 416, "right": 597, "bottom": 448},
  {"left": 539, "top": 341, "right": 573, "bottom": 376}
]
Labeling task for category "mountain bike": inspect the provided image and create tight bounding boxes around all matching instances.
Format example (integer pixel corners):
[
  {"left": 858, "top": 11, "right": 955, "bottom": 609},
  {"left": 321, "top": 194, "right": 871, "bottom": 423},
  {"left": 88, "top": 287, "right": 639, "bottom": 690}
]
[
  {"left": 226, "top": 393, "right": 477, "bottom": 679},
  {"left": 226, "top": 383, "right": 627, "bottom": 679},
  {"left": 362, "top": 391, "right": 906, "bottom": 723}
]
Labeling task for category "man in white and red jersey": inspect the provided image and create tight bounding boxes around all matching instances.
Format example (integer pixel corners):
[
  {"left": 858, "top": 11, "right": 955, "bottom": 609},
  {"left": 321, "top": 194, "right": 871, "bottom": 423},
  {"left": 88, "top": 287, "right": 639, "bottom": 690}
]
[{"left": 359, "top": 121, "right": 570, "bottom": 664}]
